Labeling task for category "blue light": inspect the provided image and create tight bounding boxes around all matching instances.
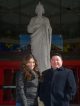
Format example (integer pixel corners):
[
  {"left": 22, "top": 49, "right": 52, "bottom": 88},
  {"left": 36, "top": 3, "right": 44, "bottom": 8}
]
[{"left": 52, "top": 34, "right": 63, "bottom": 50}]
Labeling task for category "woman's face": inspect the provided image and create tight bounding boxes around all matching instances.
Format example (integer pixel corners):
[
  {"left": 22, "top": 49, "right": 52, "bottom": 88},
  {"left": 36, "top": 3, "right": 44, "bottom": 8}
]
[{"left": 26, "top": 58, "right": 35, "bottom": 70}]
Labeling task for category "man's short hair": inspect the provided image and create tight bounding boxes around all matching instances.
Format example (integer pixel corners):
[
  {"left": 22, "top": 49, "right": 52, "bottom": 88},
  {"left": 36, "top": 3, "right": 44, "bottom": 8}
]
[{"left": 50, "top": 52, "right": 62, "bottom": 59}]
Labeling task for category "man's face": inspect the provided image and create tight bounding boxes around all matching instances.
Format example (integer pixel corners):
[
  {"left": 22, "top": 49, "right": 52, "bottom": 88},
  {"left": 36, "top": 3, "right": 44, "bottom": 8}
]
[{"left": 50, "top": 55, "right": 63, "bottom": 69}]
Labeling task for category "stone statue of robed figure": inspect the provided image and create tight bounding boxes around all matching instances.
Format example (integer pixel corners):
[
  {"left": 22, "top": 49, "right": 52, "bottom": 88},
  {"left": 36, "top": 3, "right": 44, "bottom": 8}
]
[{"left": 27, "top": 2, "right": 52, "bottom": 73}]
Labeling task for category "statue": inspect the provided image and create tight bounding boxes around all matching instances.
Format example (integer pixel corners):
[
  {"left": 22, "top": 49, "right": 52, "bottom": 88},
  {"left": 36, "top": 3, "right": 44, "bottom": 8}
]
[{"left": 27, "top": 2, "right": 52, "bottom": 73}]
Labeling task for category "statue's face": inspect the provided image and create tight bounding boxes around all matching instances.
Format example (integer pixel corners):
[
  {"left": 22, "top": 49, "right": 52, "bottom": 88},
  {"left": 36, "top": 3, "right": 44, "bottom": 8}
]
[
  {"left": 37, "top": 7, "right": 43, "bottom": 16},
  {"left": 35, "top": 2, "right": 45, "bottom": 16}
]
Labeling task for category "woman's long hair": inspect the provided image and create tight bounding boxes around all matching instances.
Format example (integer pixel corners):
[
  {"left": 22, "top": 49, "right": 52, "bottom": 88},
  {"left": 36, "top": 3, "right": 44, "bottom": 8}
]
[{"left": 22, "top": 54, "right": 40, "bottom": 80}]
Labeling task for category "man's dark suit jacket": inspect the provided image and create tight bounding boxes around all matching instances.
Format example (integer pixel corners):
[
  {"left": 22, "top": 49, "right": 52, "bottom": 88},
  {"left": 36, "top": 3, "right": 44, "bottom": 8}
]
[{"left": 39, "top": 67, "right": 77, "bottom": 106}]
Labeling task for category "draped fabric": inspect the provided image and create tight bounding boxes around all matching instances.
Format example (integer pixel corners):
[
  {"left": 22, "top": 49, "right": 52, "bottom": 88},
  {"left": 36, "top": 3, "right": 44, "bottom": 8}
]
[{"left": 27, "top": 16, "right": 52, "bottom": 72}]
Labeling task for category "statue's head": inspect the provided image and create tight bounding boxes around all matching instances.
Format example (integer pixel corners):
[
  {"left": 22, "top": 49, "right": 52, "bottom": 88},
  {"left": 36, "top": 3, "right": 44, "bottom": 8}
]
[{"left": 35, "top": 2, "right": 45, "bottom": 15}]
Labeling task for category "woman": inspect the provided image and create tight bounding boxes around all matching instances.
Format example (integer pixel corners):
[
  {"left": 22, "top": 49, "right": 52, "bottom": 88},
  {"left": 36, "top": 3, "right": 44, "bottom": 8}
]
[
  {"left": 27, "top": 2, "right": 52, "bottom": 73},
  {"left": 16, "top": 54, "right": 40, "bottom": 106}
]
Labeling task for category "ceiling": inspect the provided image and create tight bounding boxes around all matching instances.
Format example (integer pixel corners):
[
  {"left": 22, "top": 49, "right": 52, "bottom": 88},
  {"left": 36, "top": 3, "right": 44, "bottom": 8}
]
[{"left": 0, "top": 0, "right": 80, "bottom": 39}]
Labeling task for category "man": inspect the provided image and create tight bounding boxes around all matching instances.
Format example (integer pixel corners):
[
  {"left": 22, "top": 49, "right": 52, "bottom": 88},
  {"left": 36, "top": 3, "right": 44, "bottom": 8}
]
[{"left": 39, "top": 53, "right": 77, "bottom": 106}]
